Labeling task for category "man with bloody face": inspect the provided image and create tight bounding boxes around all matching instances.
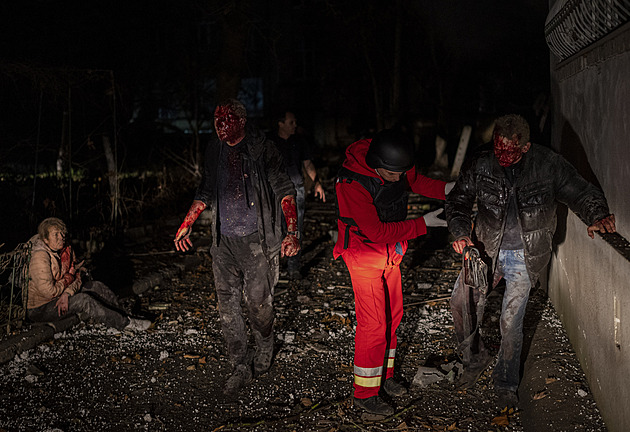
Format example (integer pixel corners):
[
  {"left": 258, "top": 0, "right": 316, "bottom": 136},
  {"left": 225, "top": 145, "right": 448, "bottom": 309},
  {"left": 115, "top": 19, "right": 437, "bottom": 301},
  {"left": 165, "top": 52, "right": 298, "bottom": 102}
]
[
  {"left": 334, "top": 129, "right": 452, "bottom": 415},
  {"left": 446, "top": 114, "right": 616, "bottom": 409},
  {"left": 174, "top": 99, "right": 300, "bottom": 397}
]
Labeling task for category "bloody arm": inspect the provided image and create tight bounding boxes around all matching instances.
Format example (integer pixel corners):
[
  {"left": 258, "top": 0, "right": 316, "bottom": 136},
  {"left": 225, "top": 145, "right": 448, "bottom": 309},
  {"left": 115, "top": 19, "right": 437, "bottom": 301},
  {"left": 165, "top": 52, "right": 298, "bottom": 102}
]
[
  {"left": 174, "top": 200, "right": 207, "bottom": 252},
  {"left": 280, "top": 195, "right": 300, "bottom": 257}
]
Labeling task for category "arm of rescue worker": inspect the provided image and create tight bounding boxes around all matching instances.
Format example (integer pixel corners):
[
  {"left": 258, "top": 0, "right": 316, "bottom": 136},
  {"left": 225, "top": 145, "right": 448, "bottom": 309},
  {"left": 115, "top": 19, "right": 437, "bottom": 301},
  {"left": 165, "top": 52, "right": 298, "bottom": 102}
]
[
  {"left": 552, "top": 152, "right": 615, "bottom": 237},
  {"left": 303, "top": 159, "right": 326, "bottom": 202},
  {"left": 336, "top": 180, "right": 428, "bottom": 244},
  {"left": 406, "top": 168, "right": 448, "bottom": 200},
  {"left": 174, "top": 200, "right": 207, "bottom": 252},
  {"left": 281, "top": 195, "right": 300, "bottom": 257},
  {"left": 29, "top": 250, "right": 81, "bottom": 305}
]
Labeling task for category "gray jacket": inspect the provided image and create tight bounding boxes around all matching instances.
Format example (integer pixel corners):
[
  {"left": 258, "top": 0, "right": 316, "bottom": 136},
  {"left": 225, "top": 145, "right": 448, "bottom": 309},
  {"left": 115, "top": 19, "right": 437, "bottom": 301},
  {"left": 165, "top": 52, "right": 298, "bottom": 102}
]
[
  {"left": 195, "top": 124, "right": 295, "bottom": 258},
  {"left": 446, "top": 143, "right": 610, "bottom": 285}
]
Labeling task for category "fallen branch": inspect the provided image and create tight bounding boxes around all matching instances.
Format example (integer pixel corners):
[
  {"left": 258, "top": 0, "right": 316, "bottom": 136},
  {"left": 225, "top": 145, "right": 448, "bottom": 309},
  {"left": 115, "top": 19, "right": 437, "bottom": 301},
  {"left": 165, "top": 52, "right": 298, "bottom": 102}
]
[
  {"left": 417, "top": 267, "right": 460, "bottom": 272},
  {"left": 128, "top": 250, "right": 176, "bottom": 257},
  {"left": 404, "top": 295, "right": 452, "bottom": 308}
]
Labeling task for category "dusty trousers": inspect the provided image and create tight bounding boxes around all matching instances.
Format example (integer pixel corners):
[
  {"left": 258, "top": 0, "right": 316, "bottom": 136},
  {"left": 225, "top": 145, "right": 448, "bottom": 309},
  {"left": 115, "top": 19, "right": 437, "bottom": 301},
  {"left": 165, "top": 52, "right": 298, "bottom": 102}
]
[
  {"left": 211, "top": 232, "right": 279, "bottom": 368},
  {"left": 27, "top": 280, "right": 129, "bottom": 330},
  {"left": 343, "top": 243, "right": 405, "bottom": 399},
  {"left": 450, "top": 249, "right": 532, "bottom": 391}
]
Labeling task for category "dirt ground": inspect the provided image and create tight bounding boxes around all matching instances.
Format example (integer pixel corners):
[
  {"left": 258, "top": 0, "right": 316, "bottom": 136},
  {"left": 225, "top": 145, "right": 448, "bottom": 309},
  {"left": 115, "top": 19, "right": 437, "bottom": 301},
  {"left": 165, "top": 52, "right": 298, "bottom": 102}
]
[{"left": 0, "top": 191, "right": 608, "bottom": 431}]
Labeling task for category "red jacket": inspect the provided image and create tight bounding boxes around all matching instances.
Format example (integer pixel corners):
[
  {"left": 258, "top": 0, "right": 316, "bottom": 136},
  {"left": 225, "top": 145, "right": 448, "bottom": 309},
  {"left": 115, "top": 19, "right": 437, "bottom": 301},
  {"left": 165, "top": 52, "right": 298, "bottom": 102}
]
[{"left": 333, "top": 138, "right": 447, "bottom": 262}]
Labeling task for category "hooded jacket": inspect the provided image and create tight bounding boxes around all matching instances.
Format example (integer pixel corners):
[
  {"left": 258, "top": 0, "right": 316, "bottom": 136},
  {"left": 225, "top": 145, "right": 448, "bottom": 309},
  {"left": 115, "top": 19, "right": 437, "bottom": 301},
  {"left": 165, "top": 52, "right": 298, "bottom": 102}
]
[
  {"left": 195, "top": 123, "right": 296, "bottom": 257},
  {"left": 27, "top": 235, "right": 81, "bottom": 309},
  {"left": 333, "top": 138, "right": 446, "bottom": 261},
  {"left": 446, "top": 143, "right": 610, "bottom": 285}
]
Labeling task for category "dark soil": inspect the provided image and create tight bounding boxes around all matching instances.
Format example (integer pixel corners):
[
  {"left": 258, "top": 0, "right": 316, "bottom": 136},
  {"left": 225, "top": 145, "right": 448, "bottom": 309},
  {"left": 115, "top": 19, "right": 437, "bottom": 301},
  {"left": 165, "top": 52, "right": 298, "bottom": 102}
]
[{"left": 0, "top": 189, "right": 607, "bottom": 431}]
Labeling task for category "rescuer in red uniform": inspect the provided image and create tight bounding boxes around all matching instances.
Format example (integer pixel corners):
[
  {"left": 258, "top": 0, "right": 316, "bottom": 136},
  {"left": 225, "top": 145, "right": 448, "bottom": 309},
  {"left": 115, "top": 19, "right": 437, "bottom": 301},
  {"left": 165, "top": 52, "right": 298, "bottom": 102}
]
[{"left": 334, "top": 129, "right": 453, "bottom": 415}]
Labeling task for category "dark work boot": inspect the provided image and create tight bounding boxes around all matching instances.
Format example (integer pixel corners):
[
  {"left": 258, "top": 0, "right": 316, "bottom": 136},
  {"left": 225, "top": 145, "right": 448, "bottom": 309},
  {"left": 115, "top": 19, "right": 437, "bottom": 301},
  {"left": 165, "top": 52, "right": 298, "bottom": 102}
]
[
  {"left": 223, "top": 364, "right": 252, "bottom": 399},
  {"left": 354, "top": 395, "right": 394, "bottom": 416},
  {"left": 382, "top": 378, "right": 408, "bottom": 397}
]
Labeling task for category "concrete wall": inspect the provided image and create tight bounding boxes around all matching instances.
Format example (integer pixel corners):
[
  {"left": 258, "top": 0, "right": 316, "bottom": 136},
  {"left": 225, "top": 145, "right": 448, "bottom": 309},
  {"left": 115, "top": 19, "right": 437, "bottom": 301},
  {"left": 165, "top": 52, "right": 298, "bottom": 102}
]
[{"left": 548, "top": 21, "right": 630, "bottom": 432}]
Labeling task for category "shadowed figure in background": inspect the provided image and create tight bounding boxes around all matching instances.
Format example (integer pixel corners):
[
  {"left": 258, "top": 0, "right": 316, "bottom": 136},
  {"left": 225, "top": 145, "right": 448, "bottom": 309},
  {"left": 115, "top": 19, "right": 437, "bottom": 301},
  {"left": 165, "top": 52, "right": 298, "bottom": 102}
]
[
  {"left": 445, "top": 114, "right": 616, "bottom": 410},
  {"left": 174, "top": 98, "right": 300, "bottom": 398},
  {"left": 267, "top": 110, "right": 326, "bottom": 280},
  {"left": 27, "top": 217, "right": 151, "bottom": 333}
]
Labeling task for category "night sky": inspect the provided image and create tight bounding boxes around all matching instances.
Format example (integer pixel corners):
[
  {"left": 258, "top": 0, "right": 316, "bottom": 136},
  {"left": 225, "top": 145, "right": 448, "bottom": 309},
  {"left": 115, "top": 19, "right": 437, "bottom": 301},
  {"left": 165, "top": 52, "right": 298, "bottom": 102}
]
[
  {"left": 0, "top": 0, "right": 552, "bottom": 253},
  {"left": 0, "top": 0, "right": 550, "bottom": 132}
]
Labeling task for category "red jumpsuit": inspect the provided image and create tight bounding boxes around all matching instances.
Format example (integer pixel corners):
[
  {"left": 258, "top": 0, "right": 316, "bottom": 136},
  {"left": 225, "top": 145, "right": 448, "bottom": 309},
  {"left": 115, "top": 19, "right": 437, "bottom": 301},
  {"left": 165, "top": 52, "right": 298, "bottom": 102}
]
[{"left": 333, "top": 138, "right": 446, "bottom": 399}]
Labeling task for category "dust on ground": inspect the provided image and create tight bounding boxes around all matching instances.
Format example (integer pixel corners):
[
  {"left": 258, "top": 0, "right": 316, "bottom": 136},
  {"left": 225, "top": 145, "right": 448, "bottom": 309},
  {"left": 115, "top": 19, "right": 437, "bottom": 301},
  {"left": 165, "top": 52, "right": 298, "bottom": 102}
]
[{"left": 0, "top": 193, "right": 607, "bottom": 431}]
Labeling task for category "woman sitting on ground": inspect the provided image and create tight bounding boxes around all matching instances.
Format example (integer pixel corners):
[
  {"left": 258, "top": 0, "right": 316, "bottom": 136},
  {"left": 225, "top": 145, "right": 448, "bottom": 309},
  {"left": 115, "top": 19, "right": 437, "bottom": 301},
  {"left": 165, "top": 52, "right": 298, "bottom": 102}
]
[{"left": 27, "top": 217, "right": 150, "bottom": 332}]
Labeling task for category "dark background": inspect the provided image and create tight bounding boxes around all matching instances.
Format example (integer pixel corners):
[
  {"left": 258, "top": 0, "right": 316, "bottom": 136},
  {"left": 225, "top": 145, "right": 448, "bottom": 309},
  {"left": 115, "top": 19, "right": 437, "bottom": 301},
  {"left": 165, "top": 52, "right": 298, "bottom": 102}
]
[{"left": 0, "top": 0, "right": 551, "bottom": 248}]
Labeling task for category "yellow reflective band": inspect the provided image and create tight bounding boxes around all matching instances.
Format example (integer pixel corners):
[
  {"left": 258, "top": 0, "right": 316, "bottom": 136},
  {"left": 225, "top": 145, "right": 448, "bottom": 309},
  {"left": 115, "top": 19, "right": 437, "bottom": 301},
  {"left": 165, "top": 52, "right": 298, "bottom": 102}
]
[
  {"left": 354, "top": 365, "right": 383, "bottom": 377},
  {"left": 354, "top": 374, "right": 382, "bottom": 388},
  {"left": 386, "top": 358, "right": 395, "bottom": 368}
]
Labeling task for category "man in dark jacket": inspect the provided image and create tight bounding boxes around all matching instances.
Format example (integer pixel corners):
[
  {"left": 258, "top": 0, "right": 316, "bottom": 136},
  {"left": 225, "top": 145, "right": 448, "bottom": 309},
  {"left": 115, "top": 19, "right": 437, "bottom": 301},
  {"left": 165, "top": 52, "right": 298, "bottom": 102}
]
[
  {"left": 445, "top": 114, "right": 616, "bottom": 409},
  {"left": 174, "top": 98, "right": 300, "bottom": 398},
  {"left": 334, "top": 129, "right": 452, "bottom": 415}
]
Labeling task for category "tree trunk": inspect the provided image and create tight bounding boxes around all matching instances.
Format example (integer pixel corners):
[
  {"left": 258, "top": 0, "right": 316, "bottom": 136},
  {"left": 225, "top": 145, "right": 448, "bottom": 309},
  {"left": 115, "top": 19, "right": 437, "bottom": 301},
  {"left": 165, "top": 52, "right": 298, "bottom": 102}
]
[
  {"left": 216, "top": 2, "right": 251, "bottom": 101},
  {"left": 102, "top": 135, "right": 119, "bottom": 223}
]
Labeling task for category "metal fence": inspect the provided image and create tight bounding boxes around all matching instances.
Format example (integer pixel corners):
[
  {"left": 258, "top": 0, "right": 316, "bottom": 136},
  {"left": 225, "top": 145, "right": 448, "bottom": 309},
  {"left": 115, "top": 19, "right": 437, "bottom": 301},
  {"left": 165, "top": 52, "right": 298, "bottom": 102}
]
[
  {"left": 545, "top": 0, "right": 630, "bottom": 61},
  {"left": 0, "top": 243, "right": 31, "bottom": 334}
]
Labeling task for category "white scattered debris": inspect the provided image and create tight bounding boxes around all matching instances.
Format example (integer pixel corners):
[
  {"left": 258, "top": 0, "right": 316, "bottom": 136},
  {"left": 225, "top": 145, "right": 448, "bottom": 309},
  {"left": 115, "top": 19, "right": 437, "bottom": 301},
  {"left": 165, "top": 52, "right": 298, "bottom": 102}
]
[
  {"left": 413, "top": 365, "right": 445, "bottom": 387},
  {"left": 159, "top": 351, "right": 169, "bottom": 361},
  {"left": 578, "top": 389, "right": 588, "bottom": 397}
]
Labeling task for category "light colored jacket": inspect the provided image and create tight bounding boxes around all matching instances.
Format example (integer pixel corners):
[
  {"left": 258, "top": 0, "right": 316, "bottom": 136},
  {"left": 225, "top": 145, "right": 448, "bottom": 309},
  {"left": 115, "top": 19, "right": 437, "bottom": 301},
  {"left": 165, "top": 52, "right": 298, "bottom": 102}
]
[{"left": 27, "top": 235, "right": 81, "bottom": 309}]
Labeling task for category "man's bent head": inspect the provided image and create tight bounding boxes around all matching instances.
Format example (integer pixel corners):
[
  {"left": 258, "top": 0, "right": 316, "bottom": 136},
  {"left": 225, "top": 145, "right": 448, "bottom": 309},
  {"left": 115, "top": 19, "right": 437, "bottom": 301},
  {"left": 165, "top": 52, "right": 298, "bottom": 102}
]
[
  {"left": 493, "top": 114, "right": 531, "bottom": 167},
  {"left": 214, "top": 99, "right": 247, "bottom": 145}
]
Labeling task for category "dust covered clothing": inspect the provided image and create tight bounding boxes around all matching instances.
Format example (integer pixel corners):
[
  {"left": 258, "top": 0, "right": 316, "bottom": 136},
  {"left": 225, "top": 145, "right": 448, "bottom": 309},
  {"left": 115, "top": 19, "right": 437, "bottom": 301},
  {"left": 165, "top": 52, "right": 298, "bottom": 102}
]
[
  {"left": 446, "top": 143, "right": 610, "bottom": 391},
  {"left": 27, "top": 236, "right": 129, "bottom": 330},
  {"left": 27, "top": 234, "right": 81, "bottom": 309},
  {"left": 446, "top": 143, "right": 609, "bottom": 286},
  {"left": 334, "top": 138, "right": 446, "bottom": 399},
  {"left": 195, "top": 124, "right": 295, "bottom": 367},
  {"left": 195, "top": 124, "right": 295, "bottom": 257}
]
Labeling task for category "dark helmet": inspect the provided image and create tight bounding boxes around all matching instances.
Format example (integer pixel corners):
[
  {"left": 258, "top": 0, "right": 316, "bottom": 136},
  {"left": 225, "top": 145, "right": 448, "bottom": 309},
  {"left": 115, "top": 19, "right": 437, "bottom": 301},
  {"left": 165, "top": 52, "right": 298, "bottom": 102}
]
[{"left": 365, "top": 129, "right": 414, "bottom": 172}]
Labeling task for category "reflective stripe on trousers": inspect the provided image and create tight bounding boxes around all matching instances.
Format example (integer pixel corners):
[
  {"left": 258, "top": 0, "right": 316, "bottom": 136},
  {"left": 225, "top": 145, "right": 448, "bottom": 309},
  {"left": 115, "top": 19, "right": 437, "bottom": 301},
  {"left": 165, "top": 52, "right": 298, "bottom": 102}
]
[
  {"left": 346, "top": 258, "right": 404, "bottom": 399},
  {"left": 354, "top": 348, "right": 396, "bottom": 389}
]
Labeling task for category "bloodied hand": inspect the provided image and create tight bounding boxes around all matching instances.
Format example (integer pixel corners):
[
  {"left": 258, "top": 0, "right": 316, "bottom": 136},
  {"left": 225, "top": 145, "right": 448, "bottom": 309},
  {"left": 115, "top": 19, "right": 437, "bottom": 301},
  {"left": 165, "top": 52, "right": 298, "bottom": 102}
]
[
  {"left": 174, "top": 200, "right": 207, "bottom": 252},
  {"left": 452, "top": 235, "right": 474, "bottom": 254},
  {"left": 214, "top": 105, "right": 246, "bottom": 144},
  {"left": 493, "top": 133, "right": 530, "bottom": 167},
  {"left": 587, "top": 214, "right": 616, "bottom": 238}
]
